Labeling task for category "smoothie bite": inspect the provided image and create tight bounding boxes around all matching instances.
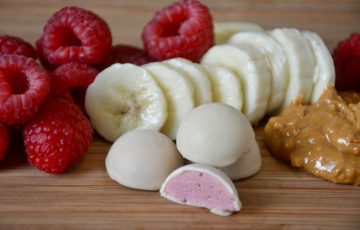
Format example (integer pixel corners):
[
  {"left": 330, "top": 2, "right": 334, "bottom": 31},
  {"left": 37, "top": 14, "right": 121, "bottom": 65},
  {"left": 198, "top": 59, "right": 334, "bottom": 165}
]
[
  {"left": 176, "top": 103, "right": 255, "bottom": 167},
  {"left": 105, "top": 129, "right": 184, "bottom": 190},
  {"left": 160, "top": 164, "right": 241, "bottom": 216},
  {"left": 220, "top": 139, "right": 262, "bottom": 180}
]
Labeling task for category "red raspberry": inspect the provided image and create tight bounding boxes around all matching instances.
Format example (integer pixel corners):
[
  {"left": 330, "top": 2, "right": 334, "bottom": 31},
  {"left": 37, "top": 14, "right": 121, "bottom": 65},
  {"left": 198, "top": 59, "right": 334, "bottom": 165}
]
[
  {"left": 50, "top": 62, "right": 98, "bottom": 112},
  {"left": 99, "top": 44, "right": 154, "bottom": 69},
  {"left": 23, "top": 98, "right": 93, "bottom": 174},
  {"left": 37, "top": 6, "right": 112, "bottom": 66},
  {"left": 0, "top": 35, "right": 37, "bottom": 59},
  {"left": 0, "top": 123, "right": 9, "bottom": 160},
  {"left": 141, "top": 0, "right": 214, "bottom": 62},
  {"left": 333, "top": 33, "right": 360, "bottom": 91},
  {"left": 0, "top": 54, "right": 50, "bottom": 125},
  {"left": 36, "top": 35, "right": 57, "bottom": 71}
]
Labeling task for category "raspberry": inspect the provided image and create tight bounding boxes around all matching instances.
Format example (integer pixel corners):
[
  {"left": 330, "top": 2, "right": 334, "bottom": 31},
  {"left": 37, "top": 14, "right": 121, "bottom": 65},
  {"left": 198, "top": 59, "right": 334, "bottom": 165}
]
[
  {"left": 50, "top": 62, "right": 98, "bottom": 112},
  {"left": 99, "top": 44, "right": 154, "bottom": 69},
  {"left": 333, "top": 33, "right": 360, "bottom": 91},
  {"left": 0, "top": 123, "right": 9, "bottom": 160},
  {"left": 0, "top": 54, "right": 50, "bottom": 125},
  {"left": 141, "top": 0, "right": 214, "bottom": 62},
  {"left": 0, "top": 35, "right": 37, "bottom": 59},
  {"left": 36, "top": 35, "right": 57, "bottom": 71},
  {"left": 37, "top": 6, "right": 112, "bottom": 66},
  {"left": 23, "top": 98, "right": 93, "bottom": 174}
]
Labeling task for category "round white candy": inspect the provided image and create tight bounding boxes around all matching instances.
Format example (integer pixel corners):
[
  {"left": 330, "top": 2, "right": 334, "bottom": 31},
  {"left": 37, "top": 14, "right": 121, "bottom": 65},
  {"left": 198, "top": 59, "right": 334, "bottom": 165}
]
[
  {"left": 176, "top": 103, "right": 255, "bottom": 167},
  {"left": 219, "top": 139, "right": 262, "bottom": 180},
  {"left": 105, "top": 129, "right": 184, "bottom": 190}
]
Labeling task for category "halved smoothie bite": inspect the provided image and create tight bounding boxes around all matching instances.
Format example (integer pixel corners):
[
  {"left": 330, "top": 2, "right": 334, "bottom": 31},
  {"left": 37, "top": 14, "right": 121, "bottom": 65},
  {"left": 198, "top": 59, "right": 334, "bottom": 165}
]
[{"left": 160, "top": 164, "right": 241, "bottom": 216}]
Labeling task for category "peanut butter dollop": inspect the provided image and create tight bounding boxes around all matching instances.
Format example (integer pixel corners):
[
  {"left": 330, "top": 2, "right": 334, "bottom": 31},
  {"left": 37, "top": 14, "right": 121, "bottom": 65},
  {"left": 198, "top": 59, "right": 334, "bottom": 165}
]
[{"left": 265, "top": 87, "right": 360, "bottom": 185}]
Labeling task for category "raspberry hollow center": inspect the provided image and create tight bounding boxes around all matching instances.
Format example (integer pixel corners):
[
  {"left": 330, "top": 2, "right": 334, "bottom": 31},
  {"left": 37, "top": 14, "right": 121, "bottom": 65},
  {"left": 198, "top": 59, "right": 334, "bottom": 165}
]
[
  {"left": 57, "top": 27, "right": 82, "bottom": 47},
  {"left": 161, "top": 21, "right": 183, "bottom": 37},
  {"left": 3, "top": 70, "right": 29, "bottom": 95},
  {"left": 160, "top": 12, "right": 189, "bottom": 37}
]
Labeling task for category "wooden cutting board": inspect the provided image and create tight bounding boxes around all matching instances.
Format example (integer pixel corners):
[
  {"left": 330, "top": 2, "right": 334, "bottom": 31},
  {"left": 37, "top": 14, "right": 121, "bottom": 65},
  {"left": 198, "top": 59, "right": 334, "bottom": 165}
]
[{"left": 0, "top": 0, "right": 359, "bottom": 229}]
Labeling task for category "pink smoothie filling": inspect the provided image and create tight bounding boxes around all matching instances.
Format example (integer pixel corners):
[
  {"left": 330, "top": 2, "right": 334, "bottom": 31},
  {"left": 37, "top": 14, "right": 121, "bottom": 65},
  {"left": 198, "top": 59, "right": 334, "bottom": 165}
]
[{"left": 163, "top": 170, "right": 236, "bottom": 211}]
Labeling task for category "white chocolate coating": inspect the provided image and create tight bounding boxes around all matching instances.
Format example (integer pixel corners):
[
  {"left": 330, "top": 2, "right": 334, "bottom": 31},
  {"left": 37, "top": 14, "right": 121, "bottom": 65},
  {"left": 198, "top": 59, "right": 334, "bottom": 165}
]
[
  {"left": 219, "top": 139, "right": 262, "bottom": 180},
  {"left": 105, "top": 129, "right": 184, "bottom": 191},
  {"left": 176, "top": 103, "right": 255, "bottom": 167}
]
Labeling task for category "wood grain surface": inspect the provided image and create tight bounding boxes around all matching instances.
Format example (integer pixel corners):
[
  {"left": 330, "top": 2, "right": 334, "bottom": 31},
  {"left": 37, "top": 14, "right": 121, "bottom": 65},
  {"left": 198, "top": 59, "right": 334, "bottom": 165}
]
[{"left": 0, "top": 0, "right": 360, "bottom": 229}]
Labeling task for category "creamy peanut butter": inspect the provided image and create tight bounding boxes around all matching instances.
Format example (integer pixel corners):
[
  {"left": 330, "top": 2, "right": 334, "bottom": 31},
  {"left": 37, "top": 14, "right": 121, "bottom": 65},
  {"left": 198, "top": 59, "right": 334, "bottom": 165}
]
[
  {"left": 339, "top": 91, "right": 360, "bottom": 104},
  {"left": 265, "top": 87, "right": 360, "bottom": 185}
]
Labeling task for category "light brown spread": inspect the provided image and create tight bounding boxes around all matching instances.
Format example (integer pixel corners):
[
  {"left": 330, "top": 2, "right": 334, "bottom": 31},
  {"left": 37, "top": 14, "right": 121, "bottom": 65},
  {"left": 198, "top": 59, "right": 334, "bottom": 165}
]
[
  {"left": 338, "top": 91, "right": 360, "bottom": 104},
  {"left": 265, "top": 87, "right": 360, "bottom": 185}
]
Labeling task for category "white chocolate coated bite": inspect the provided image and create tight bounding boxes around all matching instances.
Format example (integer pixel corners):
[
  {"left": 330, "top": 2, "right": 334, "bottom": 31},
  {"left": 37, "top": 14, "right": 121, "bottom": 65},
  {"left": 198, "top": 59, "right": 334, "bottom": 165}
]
[
  {"left": 160, "top": 163, "right": 241, "bottom": 216},
  {"left": 176, "top": 103, "right": 255, "bottom": 167},
  {"left": 105, "top": 129, "right": 184, "bottom": 191},
  {"left": 220, "top": 139, "right": 262, "bottom": 180}
]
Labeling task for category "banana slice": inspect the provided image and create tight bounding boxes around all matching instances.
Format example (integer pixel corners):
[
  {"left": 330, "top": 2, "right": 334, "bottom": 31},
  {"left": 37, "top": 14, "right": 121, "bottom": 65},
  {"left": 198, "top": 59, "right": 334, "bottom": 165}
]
[
  {"left": 202, "top": 65, "right": 243, "bottom": 111},
  {"left": 270, "top": 28, "right": 315, "bottom": 109},
  {"left": 85, "top": 63, "right": 168, "bottom": 142},
  {"left": 214, "top": 22, "right": 263, "bottom": 44},
  {"left": 228, "top": 31, "right": 288, "bottom": 113},
  {"left": 201, "top": 44, "right": 271, "bottom": 124},
  {"left": 143, "top": 62, "right": 195, "bottom": 140},
  {"left": 303, "top": 31, "right": 335, "bottom": 103},
  {"left": 164, "top": 58, "right": 212, "bottom": 105}
]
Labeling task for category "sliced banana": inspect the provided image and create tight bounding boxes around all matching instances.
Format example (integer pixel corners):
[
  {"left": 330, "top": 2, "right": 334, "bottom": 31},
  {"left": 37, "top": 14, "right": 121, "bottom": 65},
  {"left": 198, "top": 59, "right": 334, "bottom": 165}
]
[
  {"left": 85, "top": 63, "right": 168, "bottom": 142},
  {"left": 164, "top": 58, "right": 212, "bottom": 105},
  {"left": 270, "top": 28, "right": 315, "bottom": 109},
  {"left": 201, "top": 44, "right": 271, "bottom": 124},
  {"left": 303, "top": 31, "right": 335, "bottom": 103},
  {"left": 214, "top": 22, "right": 263, "bottom": 44},
  {"left": 143, "top": 62, "right": 195, "bottom": 140},
  {"left": 228, "top": 31, "right": 288, "bottom": 113},
  {"left": 202, "top": 65, "right": 243, "bottom": 111}
]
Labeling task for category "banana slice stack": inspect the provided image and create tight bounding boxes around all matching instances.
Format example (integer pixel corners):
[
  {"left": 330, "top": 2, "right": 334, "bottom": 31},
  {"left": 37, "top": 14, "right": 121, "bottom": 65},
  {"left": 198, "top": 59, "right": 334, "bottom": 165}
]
[
  {"left": 204, "top": 26, "right": 335, "bottom": 119},
  {"left": 85, "top": 24, "right": 335, "bottom": 142}
]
